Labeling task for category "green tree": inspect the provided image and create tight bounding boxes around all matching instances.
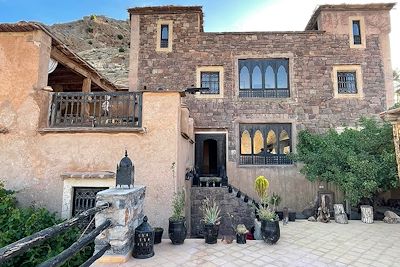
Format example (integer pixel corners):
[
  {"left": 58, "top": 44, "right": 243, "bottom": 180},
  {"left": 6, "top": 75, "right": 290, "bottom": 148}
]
[
  {"left": 0, "top": 183, "right": 93, "bottom": 267},
  {"left": 293, "top": 118, "right": 399, "bottom": 205}
]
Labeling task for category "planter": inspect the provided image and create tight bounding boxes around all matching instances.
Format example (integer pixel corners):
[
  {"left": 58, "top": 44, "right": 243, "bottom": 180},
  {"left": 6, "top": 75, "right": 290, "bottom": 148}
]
[
  {"left": 154, "top": 227, "right": 163, "bottom": 244},
  {"left": 204, "top": 223, "right": 219, "bottom": 244},
  {"left": 289, "top": 212, "right": 296, "bottom": 222},
  {"left": 168, "top": 218, "right": 187, "bottom": 244},
  {"left": 261, "top": 219, "right": 280, "bottom": 244},
  {"left": 236, "top": 233, "right": 246, "bottom": 244}
]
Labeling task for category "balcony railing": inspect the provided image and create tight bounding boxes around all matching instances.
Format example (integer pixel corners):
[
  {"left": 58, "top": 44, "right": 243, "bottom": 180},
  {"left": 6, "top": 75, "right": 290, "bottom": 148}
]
[
  {"left": 239, "top": 89, "right": 290, "bottom": 98},
  {"left": 49, "top": 92, "right": 142, "bottom": 128}
]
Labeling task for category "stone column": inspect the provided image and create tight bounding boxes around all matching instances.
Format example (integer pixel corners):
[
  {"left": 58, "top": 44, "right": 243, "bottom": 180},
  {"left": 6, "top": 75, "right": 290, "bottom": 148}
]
[{"left": 94, "top": 186, "right": 146, "bottom": 264}]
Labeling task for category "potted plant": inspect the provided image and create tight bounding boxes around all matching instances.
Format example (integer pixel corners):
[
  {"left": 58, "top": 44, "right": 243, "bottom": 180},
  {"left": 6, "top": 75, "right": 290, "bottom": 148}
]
[
  {"left": 154, "top": 227, "right": 163, "bottom": 244},
  {"left": 168, "top": 190, "right": 187, "bottom": 244},
  {"left": 201, "top": 197, "right": 221, "bottom": 244},
  {"left": 235, "top": 224, "right": 248, "bottom": 244},
  {"left": 254, "top": 176, "right": 280, "bottom": 244}
]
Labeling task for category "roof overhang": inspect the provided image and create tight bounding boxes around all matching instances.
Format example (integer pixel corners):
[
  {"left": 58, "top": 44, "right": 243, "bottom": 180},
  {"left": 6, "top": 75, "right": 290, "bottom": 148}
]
[{"left": 0, "top": 22, "right": 119, "bottom": 91}]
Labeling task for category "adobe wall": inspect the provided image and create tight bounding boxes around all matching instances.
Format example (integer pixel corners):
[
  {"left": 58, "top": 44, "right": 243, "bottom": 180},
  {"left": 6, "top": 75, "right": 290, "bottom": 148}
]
[{"left": 129, "top": 9, "right": 393, "bottom": 211}]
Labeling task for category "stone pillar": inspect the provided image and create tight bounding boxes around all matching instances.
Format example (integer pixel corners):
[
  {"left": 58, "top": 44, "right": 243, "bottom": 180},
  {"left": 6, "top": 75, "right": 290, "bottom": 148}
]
[{"left": 94, "top": 186, "right": 146, "bottom": 264}]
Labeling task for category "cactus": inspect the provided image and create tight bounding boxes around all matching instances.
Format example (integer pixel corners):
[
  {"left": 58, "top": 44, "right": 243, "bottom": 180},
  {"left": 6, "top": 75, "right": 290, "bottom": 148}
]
[{"left": 254, "top": 175, "right": 269, "bottom": 199}]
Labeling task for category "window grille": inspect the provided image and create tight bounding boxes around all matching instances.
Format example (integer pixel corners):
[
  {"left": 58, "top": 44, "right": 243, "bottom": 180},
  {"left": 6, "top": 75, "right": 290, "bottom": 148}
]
[
  {"left": 352, "top": 21, "right": 362, "bottom": 45},
  {"left": 337, "top": 72, "right": 357, "bottom": 94},
  {"left": 200, "top": 72, "right": 220, "bottom": 94},
  {"left": 160, "top": 25, "right": 169, "bottom": 48}
]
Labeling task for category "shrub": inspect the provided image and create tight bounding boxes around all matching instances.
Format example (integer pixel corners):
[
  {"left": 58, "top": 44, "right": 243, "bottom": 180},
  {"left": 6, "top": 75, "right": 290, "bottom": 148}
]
[
  {"left": 293, "top": 117, "right": 399, "bottom": 205},
  {"left": 118, "top": 47, "right": 125, "bottom": 53},
  {"left": 90, "top": 14, "right": 96, "bottom": 21},
  {"left": 88, "top": 40, "right": 93, "bottom": 45},
  {"left": 117, "top": 34, "right": 123, "bottom": 40},
  {"left": 0, "top": 183, "right": 93, "bottom": 266},
  {"left": 86, "top": 27, "right": 93, "bottom": 33},
  {"left": 170, "top": 190, "right": 185, "bottom": 221}
]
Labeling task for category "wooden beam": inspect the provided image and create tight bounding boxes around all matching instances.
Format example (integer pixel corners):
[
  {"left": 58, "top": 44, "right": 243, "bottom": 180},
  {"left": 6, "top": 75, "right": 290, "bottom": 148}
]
[
  {"left": 0, "top": 203, "right": 111, "bottom": 264},
  {"left": 51, "top": 48, "right": 115, "bottom": 92},
  {"left": 82, "top": 78, "right": 91, "bottom": 92}
]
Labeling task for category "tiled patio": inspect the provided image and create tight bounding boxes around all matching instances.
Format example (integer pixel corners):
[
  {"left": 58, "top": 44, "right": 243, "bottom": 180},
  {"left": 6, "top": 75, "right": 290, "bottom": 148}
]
[{"left": 94, "top": 220, "right": 400, "bottom": 267}]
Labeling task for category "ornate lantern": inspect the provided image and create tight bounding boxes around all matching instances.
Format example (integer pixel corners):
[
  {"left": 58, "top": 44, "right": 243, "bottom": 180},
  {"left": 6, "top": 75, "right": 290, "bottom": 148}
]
[
  {"left": 133, "top": 216, "right": 154, "bottom": 259},
  {"left": 116, "top": 150, "right": 134, "bottom": 188}
]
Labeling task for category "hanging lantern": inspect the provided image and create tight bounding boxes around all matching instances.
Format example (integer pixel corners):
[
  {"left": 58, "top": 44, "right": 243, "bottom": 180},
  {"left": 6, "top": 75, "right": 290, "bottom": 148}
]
[
  {"left": 133, "top": 216, "right": 154, "bottom": 259},
  {"left": 116, "top": 150, "right": 134, "bottom": 188}
]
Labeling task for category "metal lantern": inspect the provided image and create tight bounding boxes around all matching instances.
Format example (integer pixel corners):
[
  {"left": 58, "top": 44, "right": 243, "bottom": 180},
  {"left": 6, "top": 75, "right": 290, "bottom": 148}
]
[
  {"left": 133, "top": 216, "right": 154, "bottom": 259},
  {"left": 116, "top": 150, "right": 134, "bottom": 188}
]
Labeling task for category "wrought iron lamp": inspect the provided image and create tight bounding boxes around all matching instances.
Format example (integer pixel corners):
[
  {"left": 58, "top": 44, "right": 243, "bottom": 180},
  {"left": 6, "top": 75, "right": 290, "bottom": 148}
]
[
  {"left": 116, "top": 150, "right": 134, "bottom": 188},
  {"left": 132, "top": 216, "right": 155, "bottom": 259}
]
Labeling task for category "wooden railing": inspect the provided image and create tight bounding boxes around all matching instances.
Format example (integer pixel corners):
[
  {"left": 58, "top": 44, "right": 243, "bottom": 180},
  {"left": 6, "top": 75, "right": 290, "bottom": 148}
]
[
  {"left": 49, "top": 92, "right": 142, "bottom": 128},
  {"left": 0, "top": 203, "right": 111, "bottom": 267}
]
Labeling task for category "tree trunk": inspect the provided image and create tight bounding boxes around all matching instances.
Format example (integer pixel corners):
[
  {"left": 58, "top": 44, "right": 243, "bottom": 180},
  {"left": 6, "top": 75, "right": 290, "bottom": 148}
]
[
  {"left": 334, "top": 204, "right": 348, "bottom": 224},
  {"left": 360, "top": 205, "right": 373, "bottom": 224}
]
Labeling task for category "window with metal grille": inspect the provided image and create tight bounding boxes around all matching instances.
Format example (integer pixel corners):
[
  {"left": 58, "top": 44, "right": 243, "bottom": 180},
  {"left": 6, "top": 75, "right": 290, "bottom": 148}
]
[
  {"left": 160, "top": 24, "right": 169, "bottom": 48},
  {"left": 200, "top": 72, "right": 220, "bottom": 94},
  {"left": 238, "top": 59, "right": 289, "bottom": 98},
  {"left": 352, "top": 20, "right": 361, "bottom": 45},
  {"left": 337, "top": 72, "right": 357, "bottom": 94},
  {"left": 73, "top": 187, "right": 108, "bottom": 229},
  {"left": 239, "top": 123, "right": 292, "bottom": 165}
]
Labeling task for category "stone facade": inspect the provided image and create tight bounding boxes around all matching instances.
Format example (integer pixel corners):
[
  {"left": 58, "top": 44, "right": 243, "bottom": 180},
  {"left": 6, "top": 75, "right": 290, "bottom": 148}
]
[
  {"left": 129, "top": 4, "right": 395, "bottom": 212},
  {"left": 95, "top": 187, "right": 145, "bottom": 262},
  {"left": 190, "top": 187, "right": 254, "bottom": 237}
]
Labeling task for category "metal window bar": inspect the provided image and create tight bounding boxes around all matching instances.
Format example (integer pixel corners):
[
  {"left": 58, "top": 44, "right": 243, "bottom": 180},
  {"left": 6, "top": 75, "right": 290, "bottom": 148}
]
[
  {"left": 50, "top": 92, "right": 142, "bottom": 128},
  {"left": 337, "top": 72, "right": 357, "bottom": 94},
  {"left": 352, "top": 20, "right": 362, "bottom": 45},
  {"left": 239, "top": 123, "right": 293, "bottom": 165},
  {"left": 160, "top": 25, "right": 169, "bottom": 48},
  {"left": 200, "top": 72, "right": 220, "bottom": 94}
]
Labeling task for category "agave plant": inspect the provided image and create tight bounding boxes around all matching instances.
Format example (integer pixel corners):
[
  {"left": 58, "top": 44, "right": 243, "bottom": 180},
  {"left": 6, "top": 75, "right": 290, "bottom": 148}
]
[{"left": 201, "top": 197, "right": 221, "bottom": 225}]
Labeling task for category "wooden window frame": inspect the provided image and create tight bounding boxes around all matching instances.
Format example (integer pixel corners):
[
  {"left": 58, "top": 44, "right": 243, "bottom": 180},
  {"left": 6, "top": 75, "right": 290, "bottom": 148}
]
[
  {"left": 238, "top": 58, "right": 290, "bottom": 98},
  {"left": 239, "top": 123, "right": 293, "bottom": 165}
]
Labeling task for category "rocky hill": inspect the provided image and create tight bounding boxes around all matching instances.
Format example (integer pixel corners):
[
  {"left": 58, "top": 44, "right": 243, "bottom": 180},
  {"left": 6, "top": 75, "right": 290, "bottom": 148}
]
[{"left": 49, "top": 15, "right": 130, "bottom": 88}]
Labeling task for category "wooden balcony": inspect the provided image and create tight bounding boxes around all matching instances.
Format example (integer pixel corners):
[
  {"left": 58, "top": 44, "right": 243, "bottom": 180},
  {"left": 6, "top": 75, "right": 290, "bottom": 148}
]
[{"left": 49, "top": 92, "right": 142, "bottom": 128}]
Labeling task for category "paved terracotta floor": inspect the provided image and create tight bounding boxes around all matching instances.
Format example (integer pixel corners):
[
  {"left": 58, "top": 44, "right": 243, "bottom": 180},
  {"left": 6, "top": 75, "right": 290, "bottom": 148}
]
[{"left": 94, "top": 220, "right": 400, "bottom": 267}]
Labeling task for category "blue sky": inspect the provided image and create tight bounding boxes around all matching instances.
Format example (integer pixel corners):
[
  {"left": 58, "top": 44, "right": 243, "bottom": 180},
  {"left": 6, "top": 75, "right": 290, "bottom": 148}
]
[{"left": 1, "top": 0, "right": 399, "bottom": 68}]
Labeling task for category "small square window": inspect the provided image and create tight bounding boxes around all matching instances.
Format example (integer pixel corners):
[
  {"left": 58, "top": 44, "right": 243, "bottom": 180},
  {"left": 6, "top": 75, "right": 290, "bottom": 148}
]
[
  {"left": 337, "top": 72, "right": 357, "bottom": 94},
  {"left": 201, "top": 72, "right": 220, "bottom": 94},
  {"left": 160, "top": 24, "right": 169, "bottom": 48}
]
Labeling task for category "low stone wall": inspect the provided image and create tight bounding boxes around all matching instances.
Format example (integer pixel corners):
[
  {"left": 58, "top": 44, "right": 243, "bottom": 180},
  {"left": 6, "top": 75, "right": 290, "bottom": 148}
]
[
  {"left": 94, "top": 186, "right": 145, "bottom": 263},
  {"left": 190, "top": 187, "right": 254, "bottom": 237}
]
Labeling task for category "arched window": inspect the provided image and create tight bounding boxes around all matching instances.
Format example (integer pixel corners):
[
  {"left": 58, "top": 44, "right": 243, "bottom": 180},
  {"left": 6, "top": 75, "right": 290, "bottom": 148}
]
[
  {"left": 265, "top": 66, "right": 275, "bottom": 88},
  {"left": 239, "top": 66, "right": 250, "bottom": 89},
  {"left": 253, "top": 130, "right": 264, "bottom": 154},
  {"left": 279, "top": 130, "right": 290, "bottom": 154},
  {"left": 277, "top": 65, "right": 288, "bottom": 88},
  {"left": 252, "top": 66, "right": 262, "bottom": 89},
  {"left": 241, "top": 130, "right": 251, "bottom": 154},
  {"left": 266, "top": 130, "right": 277, "bottom": 154}
]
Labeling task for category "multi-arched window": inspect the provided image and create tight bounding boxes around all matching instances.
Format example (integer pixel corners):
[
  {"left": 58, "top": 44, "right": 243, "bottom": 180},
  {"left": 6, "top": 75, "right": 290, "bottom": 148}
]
[
  {"left": 239, "top": 123, "right": 292, "bottom": 165},
  {"left": 238, "top": 59, "right": 289, "bottom": 98}
]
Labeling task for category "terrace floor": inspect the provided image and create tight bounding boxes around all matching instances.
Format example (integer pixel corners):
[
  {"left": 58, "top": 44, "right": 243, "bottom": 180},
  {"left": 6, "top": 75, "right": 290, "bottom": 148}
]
[{"left": 94, "top": 220, "right": 400, "bottom": 267}]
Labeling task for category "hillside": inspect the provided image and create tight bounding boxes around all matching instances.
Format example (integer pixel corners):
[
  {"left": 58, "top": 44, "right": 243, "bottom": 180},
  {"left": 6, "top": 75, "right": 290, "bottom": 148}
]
[{"left": 49, "top": 15, "right": 130, "bottom": 88}]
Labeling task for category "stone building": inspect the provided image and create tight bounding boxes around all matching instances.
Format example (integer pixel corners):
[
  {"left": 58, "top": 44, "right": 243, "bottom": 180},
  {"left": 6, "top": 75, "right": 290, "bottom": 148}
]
[{"left": 128, "top": 3, "right": 395, "bottom": 212}]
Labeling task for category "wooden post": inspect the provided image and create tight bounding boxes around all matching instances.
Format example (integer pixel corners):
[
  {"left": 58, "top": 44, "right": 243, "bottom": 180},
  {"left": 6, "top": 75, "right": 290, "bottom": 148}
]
[
  {"left": 333, "top": 204, "right": 348, "bottom": 224},
  {"left": 82, "top": 77, "right": 91, "bottom": 122},
  {"left": 360, "top": 205, "right": 373, "bottom": 224}
]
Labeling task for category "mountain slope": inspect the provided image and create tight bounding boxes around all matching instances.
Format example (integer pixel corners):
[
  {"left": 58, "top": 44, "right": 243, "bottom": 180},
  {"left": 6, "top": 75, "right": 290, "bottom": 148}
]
[{"left": 49, "top": 15, "right": 130, "bottom": 88}]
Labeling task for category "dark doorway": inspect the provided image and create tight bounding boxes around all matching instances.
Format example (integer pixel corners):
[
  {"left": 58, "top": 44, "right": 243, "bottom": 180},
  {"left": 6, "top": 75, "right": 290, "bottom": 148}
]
[
  {"left": 195, "top": 134, "right": 227, "bottom": 185},
  {"left": 203, "top": 139, "right": 218, "bottom": 175}
]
